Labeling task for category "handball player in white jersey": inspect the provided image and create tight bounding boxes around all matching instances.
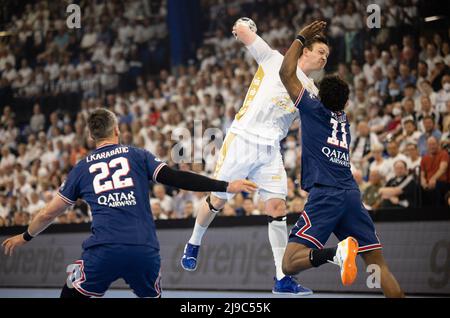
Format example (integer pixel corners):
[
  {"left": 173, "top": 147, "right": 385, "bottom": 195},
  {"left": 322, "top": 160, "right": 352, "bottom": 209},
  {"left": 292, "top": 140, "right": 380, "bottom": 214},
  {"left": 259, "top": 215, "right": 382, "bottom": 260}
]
[{"left": 181, "top": 18, "right": 329, "bottom": 295}]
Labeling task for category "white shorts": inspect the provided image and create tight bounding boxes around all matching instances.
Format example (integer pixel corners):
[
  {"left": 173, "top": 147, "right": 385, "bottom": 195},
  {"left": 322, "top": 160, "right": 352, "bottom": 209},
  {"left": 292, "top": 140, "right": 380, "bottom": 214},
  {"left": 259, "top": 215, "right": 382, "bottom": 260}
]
[{"left": 212, "top": 133, "right": 287, "bottom": 202}]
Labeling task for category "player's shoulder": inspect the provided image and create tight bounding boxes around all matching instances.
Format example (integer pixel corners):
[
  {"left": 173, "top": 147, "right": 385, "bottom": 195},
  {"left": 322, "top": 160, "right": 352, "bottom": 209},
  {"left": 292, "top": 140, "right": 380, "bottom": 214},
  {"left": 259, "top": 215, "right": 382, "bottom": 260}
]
[
  {"left": 301, "top": 89, "right": 321, "bottom": 106},
  {"left": 128, "top": 146, "right": 163, "bottom": 162},
  {"left": 125, "top": 145, "right": 147, "bottom": 159},
  {"left": 272, "top": 50, "right": 284, "bottom": 63},
  {"left": 260, "top": 49, "right": 283, "bottom": 67}
]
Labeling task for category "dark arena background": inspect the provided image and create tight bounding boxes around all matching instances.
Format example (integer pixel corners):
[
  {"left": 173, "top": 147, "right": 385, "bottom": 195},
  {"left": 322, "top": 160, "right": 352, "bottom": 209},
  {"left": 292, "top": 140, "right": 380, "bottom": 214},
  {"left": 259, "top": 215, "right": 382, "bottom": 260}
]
[{"left": 0, "top": 0, "right": 449, "bottom": 302}]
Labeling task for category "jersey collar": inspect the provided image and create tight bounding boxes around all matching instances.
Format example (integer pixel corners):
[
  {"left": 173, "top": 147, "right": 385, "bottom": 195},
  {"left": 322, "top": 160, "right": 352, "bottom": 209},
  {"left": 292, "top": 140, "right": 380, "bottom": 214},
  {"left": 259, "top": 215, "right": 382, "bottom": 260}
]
[{"left": 96, "top": 143, "right": 117, "bottom": 150}]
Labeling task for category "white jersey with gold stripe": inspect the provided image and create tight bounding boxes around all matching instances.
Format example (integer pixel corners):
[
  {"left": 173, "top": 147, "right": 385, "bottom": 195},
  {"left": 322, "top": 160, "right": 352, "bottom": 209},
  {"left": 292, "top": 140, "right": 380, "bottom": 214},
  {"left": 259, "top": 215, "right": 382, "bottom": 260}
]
[{"left": 229, "top": 35, "right": 318, "bottom": 146}]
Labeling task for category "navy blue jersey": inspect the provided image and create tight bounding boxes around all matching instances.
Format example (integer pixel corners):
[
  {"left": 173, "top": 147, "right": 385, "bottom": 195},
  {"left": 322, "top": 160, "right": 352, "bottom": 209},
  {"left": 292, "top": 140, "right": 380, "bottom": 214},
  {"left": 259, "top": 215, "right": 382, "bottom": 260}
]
[
  {"left": 58, "top": 143, "right": 165, "bottom": 250},
  {"left": 294, "top": 88, "right": 358, "bottom": 192}
]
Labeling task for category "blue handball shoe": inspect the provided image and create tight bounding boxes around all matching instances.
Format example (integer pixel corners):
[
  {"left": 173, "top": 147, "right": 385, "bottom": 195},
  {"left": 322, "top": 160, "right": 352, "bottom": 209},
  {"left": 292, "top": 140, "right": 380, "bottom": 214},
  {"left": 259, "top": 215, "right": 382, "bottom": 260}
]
[
  {"left": 272, "top": 276, "right": 313, "bottom": 295},
  {"left": 181, "top": 243, "right": 200, "bottom": 271}
]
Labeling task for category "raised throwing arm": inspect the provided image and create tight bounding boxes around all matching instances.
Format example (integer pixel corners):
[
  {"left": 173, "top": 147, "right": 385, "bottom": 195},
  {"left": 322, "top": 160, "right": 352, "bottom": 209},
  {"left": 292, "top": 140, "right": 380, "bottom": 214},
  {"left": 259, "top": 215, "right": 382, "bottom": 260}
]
[{"left": 279, "top": 21, "right": 327, "bottom": 103}]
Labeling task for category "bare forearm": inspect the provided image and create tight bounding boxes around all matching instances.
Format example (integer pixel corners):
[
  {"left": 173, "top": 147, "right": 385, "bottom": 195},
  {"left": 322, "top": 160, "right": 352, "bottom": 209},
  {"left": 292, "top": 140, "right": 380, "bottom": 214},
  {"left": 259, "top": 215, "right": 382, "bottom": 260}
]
[
  {"left": 26, "top": 196, "right": 69, "bottom": 237},
  {"left": 279, "top": 40, "right": 303, "bottom": 102},
  {"left": 280, "top": 40, "right": 302, "bottom": 83},
  {"left": 27, "top": 209, "right": 56, "bottom": 237}
]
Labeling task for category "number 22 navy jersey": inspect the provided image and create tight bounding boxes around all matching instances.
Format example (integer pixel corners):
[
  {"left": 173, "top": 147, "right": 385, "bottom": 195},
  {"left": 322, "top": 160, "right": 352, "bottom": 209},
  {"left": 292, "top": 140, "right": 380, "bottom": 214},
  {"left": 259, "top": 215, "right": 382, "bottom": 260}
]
[
  {"left": 294, "top": 88, "right": 358, "bottom": 192},
  {"left": 58, "top": 143, "right": 165, "bottom": 250}
]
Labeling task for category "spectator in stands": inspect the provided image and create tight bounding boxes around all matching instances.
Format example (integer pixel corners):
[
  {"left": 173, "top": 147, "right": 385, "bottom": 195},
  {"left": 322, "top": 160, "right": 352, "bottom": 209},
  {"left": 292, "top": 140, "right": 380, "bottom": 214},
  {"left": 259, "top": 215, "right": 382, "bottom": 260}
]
[
  {"left": 27, "top": 191, "right": 45, "bottom": 217},
  {"left": 363, "top": 169, "right": 384, "bottom": 211},
  {"left": 0, "top": 146, "right": 15, "bottom": 170},
  {"left": 152, "top": 184, "right": 174, "bottom": 217},
  {"left": 236, "top": 197, "right": 260, "bottom": 216},
  {"left": 351, "top": 120, "right": 381, "bottom": 172},
  {"left": 66, "top": 210, "right": 82, "bottom": 224},
  {"left": 418, "top": 115, "right": 442, "bottom": 156},
  {"left": 352, "top": 168, "right": 368, "bottom": 193},
  {"left": 173, "top": 189, "right": 195, "bottom": 219},
  {"left": 417, "top": 95, "right": 440, "bottom": 132},
  {"left": 397, "top": 118, "right": 421, "bottom": 152},
  {"left": 405, "top": 143, "right": 422, "bottom": 177},
  {"left": 420, "top": 136, "right": 450, "bottom": 206},
  {"left": 222, "top": 203, "right": 237, "bottom": 217},
  {"left": 183, "top": 201, "right": 195, "bottom": 218},
  {"left": 0, "top": 192, "right": 9, "bottom": 221},
  {"left": 384, "top": 140, "right": 410, "bottom": 181},
  {"left": 0, "top": 216, "right": 6, "bottom": 227},
  {"left": 151, "top": 198, "right": 168, "bottom": 220},
  {"left": 397, "top": 63, "right": 416, "bottom": 91},
  {"left": 13, "top": 210, "right": 30, "bottom": 226},
  {"left": 29, "top": 103, "right": 45, "bottom": 133},
  {"left": 379, "top": 160, "right": 418, "bottom": 208},
  {"left": 368, "top": 143, "right": 389, "bottom": 178},
  {"left": 435, "top": 74, "right": 450, "bottom": 113}
]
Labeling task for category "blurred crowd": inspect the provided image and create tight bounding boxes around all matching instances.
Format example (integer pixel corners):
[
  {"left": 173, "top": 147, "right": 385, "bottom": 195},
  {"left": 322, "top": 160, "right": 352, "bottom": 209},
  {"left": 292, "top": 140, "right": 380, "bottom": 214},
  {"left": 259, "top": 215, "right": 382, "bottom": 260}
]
[{"left": 0, "top": 0, "right": 449, "bottom": 227}]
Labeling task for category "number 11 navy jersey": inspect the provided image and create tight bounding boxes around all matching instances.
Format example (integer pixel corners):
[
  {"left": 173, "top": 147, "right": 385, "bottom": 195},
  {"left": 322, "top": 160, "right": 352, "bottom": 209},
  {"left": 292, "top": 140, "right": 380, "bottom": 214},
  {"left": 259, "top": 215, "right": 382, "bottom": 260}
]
[
  {"left": 58, "top": 143, "right": 166, "bottom": 250},
  {"left": 294, "top": 88, "right": 358, "bottom": 192}
]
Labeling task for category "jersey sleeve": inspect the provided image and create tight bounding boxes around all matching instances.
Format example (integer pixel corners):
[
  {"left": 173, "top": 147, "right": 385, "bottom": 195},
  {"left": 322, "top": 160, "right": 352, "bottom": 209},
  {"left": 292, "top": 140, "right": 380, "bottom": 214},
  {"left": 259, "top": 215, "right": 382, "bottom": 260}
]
[
  {"left": 143, "top": 149, "right": 167, "bottom": 183},
  {"left": 247, "top": 35, "right": 278, "bottom": 66},
  {"left": 58, "top": 165, "right": 81, "bottom": 205}
]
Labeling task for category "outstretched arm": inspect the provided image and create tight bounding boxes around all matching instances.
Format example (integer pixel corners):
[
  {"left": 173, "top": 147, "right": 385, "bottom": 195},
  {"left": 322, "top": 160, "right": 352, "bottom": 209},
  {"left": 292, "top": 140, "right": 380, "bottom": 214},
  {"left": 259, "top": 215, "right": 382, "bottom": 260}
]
[
  {"left": 2, "top": 195, "right": 69, "bottom": 255},
  {"left": 279, "top": 21, "right": 327, "bottom": 104},
  {"left": 155, "top": 165, "right": 258, "bottom": 193}
]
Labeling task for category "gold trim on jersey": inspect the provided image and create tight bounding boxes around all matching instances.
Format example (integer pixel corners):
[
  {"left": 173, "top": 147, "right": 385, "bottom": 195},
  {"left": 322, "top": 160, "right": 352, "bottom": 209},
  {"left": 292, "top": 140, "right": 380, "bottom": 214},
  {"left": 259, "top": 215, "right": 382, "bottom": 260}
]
[
  {"left": 272, "top": 95, "right": 297, "bottom": 113},
  {"left": 213, "top": 133, "right": 236, "bottom": 178},
  {"left": 235, "top": 65, "right": 265, "bottom": 120}
]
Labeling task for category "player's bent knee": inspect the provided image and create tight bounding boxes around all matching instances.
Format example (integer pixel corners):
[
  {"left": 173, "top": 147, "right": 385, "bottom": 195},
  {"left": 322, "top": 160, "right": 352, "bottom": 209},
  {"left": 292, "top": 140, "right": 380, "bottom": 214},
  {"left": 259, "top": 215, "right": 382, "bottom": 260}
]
[
  {"left": 265, "top": 199, "right": 286, "bottom": 218},
  {"left": 60, "top": 283, "right": 90, "bottom": 298},
  {"left": 207, "top": 195, "right": 226, "bottom": 213}
]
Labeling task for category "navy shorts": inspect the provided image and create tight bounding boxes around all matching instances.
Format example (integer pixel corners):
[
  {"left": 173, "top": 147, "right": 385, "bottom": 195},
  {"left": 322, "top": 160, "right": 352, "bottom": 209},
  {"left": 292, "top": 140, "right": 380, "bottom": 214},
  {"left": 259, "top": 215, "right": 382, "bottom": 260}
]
[
  {"left": 289, "top": 185, "right": 382, "bottom": 253},
  {"left": 66, "top": 244, "right": 161, "bottom": 298}
]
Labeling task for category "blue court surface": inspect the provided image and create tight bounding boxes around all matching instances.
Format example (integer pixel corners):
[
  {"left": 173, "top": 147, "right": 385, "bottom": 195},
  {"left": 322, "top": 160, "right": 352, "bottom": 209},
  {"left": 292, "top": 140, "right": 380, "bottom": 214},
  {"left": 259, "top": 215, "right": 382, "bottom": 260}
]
[{"left": 0, "top": 288, "right": 437, "bottom": 298}]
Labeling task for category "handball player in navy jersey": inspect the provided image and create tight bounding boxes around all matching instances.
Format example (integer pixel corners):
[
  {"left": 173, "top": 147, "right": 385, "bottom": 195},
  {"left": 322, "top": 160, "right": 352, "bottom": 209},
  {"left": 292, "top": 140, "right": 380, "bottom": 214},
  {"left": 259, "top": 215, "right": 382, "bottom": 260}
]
[
  {"left": 279, "top": 21, "right": 404, "bottom": 297},
  {"left": 2, "top": 108, "right": 257, "bottom": 298}
]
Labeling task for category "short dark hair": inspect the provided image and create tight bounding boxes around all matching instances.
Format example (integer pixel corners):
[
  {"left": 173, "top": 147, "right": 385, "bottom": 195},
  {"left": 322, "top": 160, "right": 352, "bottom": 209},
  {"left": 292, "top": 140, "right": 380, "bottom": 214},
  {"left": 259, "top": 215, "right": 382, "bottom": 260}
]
[
  {"left": 406, "top": 143, "right": 418, "bottom": 149},
  {"left": 304, "top": 35, "right": 329, "bottom": 51},
  {"left": 423, "top": 115, "right": 434, "bottom": 122},
  {"left": 87, "top": 108, "right": 117, "bottom": 141},
  {"left": 318, "top": 75, "right": 350, "bottom": 112},
  {"left": 394, "top": 160, "right": 408, "bottom": 170}
]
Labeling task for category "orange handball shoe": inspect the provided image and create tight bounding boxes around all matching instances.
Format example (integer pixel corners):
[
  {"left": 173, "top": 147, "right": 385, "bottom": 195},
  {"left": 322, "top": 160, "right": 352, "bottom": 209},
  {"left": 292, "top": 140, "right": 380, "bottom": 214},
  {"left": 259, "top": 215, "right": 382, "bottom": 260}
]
[{"left": 334, "top": 237, "right": 359, "bottom": 286}]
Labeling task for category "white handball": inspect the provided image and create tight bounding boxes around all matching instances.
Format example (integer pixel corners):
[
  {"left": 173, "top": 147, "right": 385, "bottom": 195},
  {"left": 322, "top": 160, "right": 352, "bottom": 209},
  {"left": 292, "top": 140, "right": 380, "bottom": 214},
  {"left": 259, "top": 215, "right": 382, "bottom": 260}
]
[{"left": 232, "top": 17, "right": 257, "bottom": 38}]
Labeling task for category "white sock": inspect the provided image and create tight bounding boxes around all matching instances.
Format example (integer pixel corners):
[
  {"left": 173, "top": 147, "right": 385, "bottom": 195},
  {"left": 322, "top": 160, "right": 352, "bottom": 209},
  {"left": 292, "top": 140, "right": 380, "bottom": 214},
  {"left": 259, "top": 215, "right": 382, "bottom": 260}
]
[
  {"left": 268, "top": 218, "right": 288, "bottom": 280},
  {"left": 189, "top": 222, "right": 208, "bottom": 246}
]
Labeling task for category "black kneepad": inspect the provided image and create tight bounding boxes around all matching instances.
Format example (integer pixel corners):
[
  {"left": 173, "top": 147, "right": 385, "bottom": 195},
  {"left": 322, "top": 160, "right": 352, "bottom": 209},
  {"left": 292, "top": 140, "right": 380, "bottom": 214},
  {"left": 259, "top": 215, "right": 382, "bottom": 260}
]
[{"left": 267, "top": 215, "right": 287, "bottom": 223}]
